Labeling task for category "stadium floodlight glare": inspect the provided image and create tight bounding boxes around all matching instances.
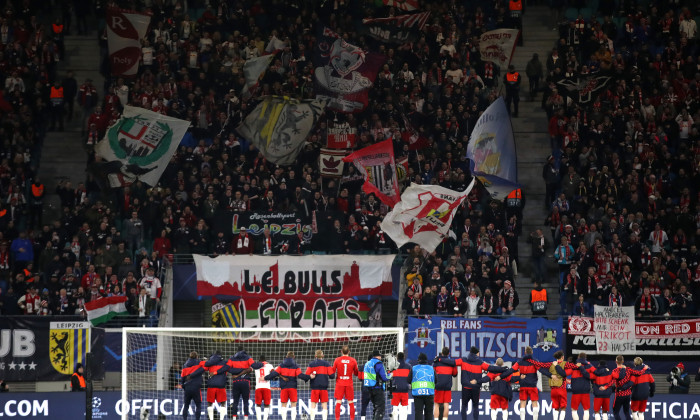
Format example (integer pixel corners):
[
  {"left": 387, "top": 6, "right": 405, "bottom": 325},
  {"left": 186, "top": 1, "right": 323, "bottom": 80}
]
[{"left": 122, "top": 327, "right": 404, "bottom": 420}]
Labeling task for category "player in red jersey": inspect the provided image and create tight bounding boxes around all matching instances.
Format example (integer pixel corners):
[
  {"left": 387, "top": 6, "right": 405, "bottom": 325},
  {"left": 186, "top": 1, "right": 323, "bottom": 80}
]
[{"left": 332, "top": 346, "right": 359, "bottom": 420}]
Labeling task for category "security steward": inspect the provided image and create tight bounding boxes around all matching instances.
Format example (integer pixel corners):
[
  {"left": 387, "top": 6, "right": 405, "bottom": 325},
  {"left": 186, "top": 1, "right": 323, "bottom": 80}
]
[
  {"left": 530, "top": 280, "right": 548, "bottom": 317},
  {"left": 29, "top": 177, "right": 45, "bottom": 228},
  {"left": 504, "top": 65, "right": 521, "bottom": 117},
  {"left": 508, "top": 0, "right": 523, "bottom": 45},
  {"left": 408, "top": 353, "right": 434, "bottom": 420},
  {"left": 363, "top": 350, "right": 392, "bottom": 420},
  {"left": 505, "top": 188, "right": 524, "bottom": 220},
  {"left": 71, "top": 363, "right": 86, "bottom": 391},
  {"left": 49, "top": 80, "right": 65, "bottom": 131}
]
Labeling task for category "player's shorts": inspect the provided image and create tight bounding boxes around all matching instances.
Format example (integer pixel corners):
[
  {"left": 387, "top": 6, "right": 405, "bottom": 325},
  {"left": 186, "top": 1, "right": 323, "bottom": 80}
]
[
  {"left": 310, "top": 389, "right": 329, "bottom": 403},
  {"left": 519, "top": 387, "right": 539, "bottom": 401},
  {"left": 207, "top": 388, "right": 227, "bottom": 403},
  {"left": 256, "top": 388, "right": 272, "bottom": 405},
  {"left": 434, "top": 390, "right": 452, "bottom": 404},
  {"left": 551, "top": 388, "right": 567, "bottom": 409},
  {"left": 490, "top": 395, "right": 509, "bottom": 410},
  {"left": 391, "top": 392, "right": 409, "bottom": 406},
  {"left": 571, "top": 393, "right": 591, "bottom": 410},
  {"left": 335, "top": 385, "right": 355, "bottom": 401},
  {"left": 281, "top": 388, "right": 298, "bottom": 403},
  {"left": 631, "top": 400, "right": 647, "bottom": 412},
  {"left": 594, "top": 397, "right": 610, "bottom": 413}
]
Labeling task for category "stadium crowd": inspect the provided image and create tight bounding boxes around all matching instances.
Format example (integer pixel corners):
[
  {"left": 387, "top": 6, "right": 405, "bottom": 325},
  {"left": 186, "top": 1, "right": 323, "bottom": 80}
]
[{"left": 0, "top": 0, "right": 699, "bottom": 323}]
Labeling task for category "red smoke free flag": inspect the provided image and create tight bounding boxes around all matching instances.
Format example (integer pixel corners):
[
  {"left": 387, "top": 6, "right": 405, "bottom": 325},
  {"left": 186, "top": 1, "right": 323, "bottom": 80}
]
[
  {"left": 84, "top": 296, "right": 128, "bottom": 326},
  {"left": 106, "top": 7, "right": 151, "bottom": 76},
  {"left": 343, "top": 138, "right": 400, "bottom": 207}
]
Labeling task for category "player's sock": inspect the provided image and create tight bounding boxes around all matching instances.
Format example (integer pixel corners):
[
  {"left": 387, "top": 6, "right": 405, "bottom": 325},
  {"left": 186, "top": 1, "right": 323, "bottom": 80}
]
[
  {"left": 290, "top": 407, "right": 297, "bottom": 420},
  {"left": 392, "top": 406, "right": 399, "bottom": 420},
  {"left": 594, "top": 414, "right": 600, "bottom": 420},
  {"left": 520, "top": 408, "right": 526, "bottom": 420},
  {"left": 310, "top": 408, "right": 317, "bottom": 420},
  {"left": 602, "top": 414, "right": 608, "bottom": 420},
  {"left": 638, "top": 413, "right": 644, "bottom": 420},
  {"left": 533, "top": 408, "right": 539, "bottom": 420},
  {"left": 571, "top": 411, "right": 579, "bottom": 420},
  {"left": 491, "top": 409, "right": 498, "bottom": 420},
  {"left": 208, "top": 406, "right": 215, "bottom": 420},
  {"left": 361, "top": 416, "right": 365, "bottom": 420},
  {"left": 265, "top": 407, "right": 271, "bottom": 420},
  {"left": 559, "top": 410, "right": 566, "bottom": 420},
  {"left": 322, "top": 408, "right": 328, "bottom": 420},
  {"left": 336, "top": 403, "right": 343, "bottom": 420},
  {"left": 552, "top": 410, "right": 559, "bottom": 420},
  {"left": 582, "top": 411, "right": 589, "bottom": 420},
  {"left": 402, "top": 405, "right": 409, "bottom": 420},
  {"left": 256, "top": 406, "right": 263, "bottom": 420},
  {"left": 219, "top": 406, "right": 227, "bottom": 420},
  {"left": 501, "top": 408, "right": 508, "bottom": 420},
  {"left": 280, "top": 406, "right": 288, "bottom": 420},
  {"left": 349, "top": 403, "right": 355, "bottom": 420}
]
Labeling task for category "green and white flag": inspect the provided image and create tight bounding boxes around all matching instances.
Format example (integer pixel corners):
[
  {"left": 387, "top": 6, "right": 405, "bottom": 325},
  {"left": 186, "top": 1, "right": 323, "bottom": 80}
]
[{"left": 95, "top": 106, "right": 190, "bottom": 187}]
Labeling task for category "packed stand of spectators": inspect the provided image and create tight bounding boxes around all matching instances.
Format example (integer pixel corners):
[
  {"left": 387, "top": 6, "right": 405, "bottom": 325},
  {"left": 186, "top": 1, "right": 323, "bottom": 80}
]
[{"left": 537, "top": 1, "right": 700, "bottom": 318}]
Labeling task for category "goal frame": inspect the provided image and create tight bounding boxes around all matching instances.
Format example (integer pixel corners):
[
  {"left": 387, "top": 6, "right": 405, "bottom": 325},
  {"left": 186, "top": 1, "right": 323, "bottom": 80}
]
[{"left": 121, "top": 327, "right": 405, "bottom": 420}]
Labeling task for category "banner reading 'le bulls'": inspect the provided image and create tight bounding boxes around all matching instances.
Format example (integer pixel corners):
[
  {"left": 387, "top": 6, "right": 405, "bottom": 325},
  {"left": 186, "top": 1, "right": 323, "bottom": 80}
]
[{"left": 106, "top": 7, "right": 151, "bottom": 76}]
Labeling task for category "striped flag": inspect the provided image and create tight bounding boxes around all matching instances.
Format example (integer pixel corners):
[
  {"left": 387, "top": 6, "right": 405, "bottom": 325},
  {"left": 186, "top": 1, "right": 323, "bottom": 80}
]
[
  {"left": 382, "top": 0, "right": 419, "bottom": 11},
  {"left": 84, "top": 296, "right": 128, "bottom": 326},
  {"left": 342, "top": 138, "right": 400, "bottom": 207}
]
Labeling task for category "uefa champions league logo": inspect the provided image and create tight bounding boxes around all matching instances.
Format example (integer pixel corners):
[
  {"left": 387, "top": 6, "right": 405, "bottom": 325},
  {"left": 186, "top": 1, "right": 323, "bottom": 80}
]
[
  {"left": 92, "top": 397, "right": 101, "bottom": 409},
  {"left": 91, "top": 396, "right": 109, "bottom": 418}
]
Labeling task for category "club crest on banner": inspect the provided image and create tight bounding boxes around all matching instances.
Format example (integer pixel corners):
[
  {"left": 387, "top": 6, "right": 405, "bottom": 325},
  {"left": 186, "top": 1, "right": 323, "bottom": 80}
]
[
  {"left": 533, "top": 327, "right": 560, "bottom": 352},
  {"left": 410, "top": 324, "right": 435, "bottom": 348},
  {"left": 107, "top": 115, "right": 172, "bottom": 166},
  {"left": 49, "top": 322, "right": 90, "bottom": 375},
  {"left": 471, "top": 132, "right": 501, "bottom": 175}
]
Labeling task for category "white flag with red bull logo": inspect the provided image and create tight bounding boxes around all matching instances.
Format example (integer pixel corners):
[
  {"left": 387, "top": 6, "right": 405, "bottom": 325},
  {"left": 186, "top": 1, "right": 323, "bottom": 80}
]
[
  {"left": 95, "top": 106, "right": 190, "bottom": 187},
  {"left": 106, "top": 7, "right": 151, "bottom": 76},
  {"left": 380, "top": 178, "right": 475, "bottom": 252},
  {"left": 478, "top": 29, "right": 519, "bottom": 68}
]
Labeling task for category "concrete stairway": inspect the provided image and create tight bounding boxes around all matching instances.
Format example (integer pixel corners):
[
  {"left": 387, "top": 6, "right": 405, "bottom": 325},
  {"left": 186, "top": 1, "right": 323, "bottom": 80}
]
[
  {"left": 508, "top": 6, "right": 562, "bottom": 317},
  {"left": 38, "top": 33, "right": 104, "bottom": 222}
]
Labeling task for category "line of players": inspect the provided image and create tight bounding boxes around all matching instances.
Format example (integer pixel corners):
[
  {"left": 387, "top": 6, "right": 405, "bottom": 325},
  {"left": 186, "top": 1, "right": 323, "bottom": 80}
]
[
  {"left": 178, "top": 345, "right": 401, "bottom": 420},
  {"left": 178, "top": 344, "right": 655, "bottom": 420}
]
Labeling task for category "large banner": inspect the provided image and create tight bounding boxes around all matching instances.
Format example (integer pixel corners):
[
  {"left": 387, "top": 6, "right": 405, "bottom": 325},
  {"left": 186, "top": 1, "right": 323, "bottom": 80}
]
[
  {"left": 95, "top": 106, "right": 190, "bottom": 187},
  {"left": 0, "top": 317, "right": 104, "bottom": 381},
  {"left": 557, "top": 75, "right": 611, "bottom": 103},
  {"left": 211, "top": 211, "right": 312, "bottom": 239},
  {"left": 326, "top": 124, "right": 357, "bottom": 149},
  {"left": 106, "top": 7, "right": 151, "bottom": 76},
  {"left": 227, "top": 296, "right": 381, "bottom": 329},
  {"left": 593, "top": 305, "right": 635, "bottom": 354},
  {"left": 567, "top": 316, "right": 700, "bottom": 358},
  {"left": 406, "top": 317, "right": 563, "bottom": 363},
  {"left": 466, "top": 97, "right": 520, "bottom": 200},
  {"left": 194, "top": 254, "right": 395, "bottom": 297},
  {"left": 381, "top": 179, "right": 475, "bottom": 252},
  {"left": 236, "top": 96, "right": 326, "bottom": 165},
  {"left": 5, "top": 391, "right": 700, "bottom": 420},
  {"left": 314, "top": 28, "right": 385, "bottom": 113},
  {"left": 478, "top": 29, "right": 519, "bottom": 68}
]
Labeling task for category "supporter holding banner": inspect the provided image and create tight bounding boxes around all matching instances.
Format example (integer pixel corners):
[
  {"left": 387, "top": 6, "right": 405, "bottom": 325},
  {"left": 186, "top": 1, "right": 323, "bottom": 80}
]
[
  {"left": 361, "top": 12, "right": 430, "bottom": 44},
  {"left": 343, "top": 138, "right": 401, "bottom": 207},
  {"left": 406, "top": 316, "right": 562, "bottom": 363},
  {"left": 466, "top": 97, "right": 520, "bottom": 200},
  {"left": 314, "top": 27, "right": 385, "bottom": 113},
  {"left": 236, "top": 96, "right": 326, "bottom": 165},
  {"left": 319, "top": 148, "right": 347, "bottom": 177},
  {"left": 327, "top": 124, "right": 357, "bottom": 148},
  {"left": 593, "top": 304, "right": 636, "bottom": 354},
  {"left": 478, "top": 29, "right": 519, "bottom": 69},
  {"left": 193, "top": 254, "right": 395, "bottom": 297},
  {"left": 94, "top": 106, "right": 190, "bottom": 187},
  {"left": 381, "top": 178, "right": 475, "bottom": 252},
  {"left": 106, "top": 7, "right": 151, "bottom": 76}
]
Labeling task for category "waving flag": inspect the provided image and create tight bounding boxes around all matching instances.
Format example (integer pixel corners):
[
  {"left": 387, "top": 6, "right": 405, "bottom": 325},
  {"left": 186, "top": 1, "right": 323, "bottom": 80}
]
[
  {"left": 95, "top": 106, "right": 190, "bottom": 187},
  {"left": 241, "top": 55, "right": 274, "bottom": 100},
  {"left": 319, "top": 148, "right": 346, "bottom": 177},
  {"left": 343, "top": 138, "right": 400, "bottom": 207},
  {"left": 236, "top": 96, "right": 325, "bottom": 165},
  {"left": 327, "top": 124, "right": 357, "bottom": 149},
  {"left": 381, "top": 178, "right": 476, "bottom": 252},
  {"left": 400, "top": 113, "right": 430, "bottom": 150},
  {"left": 85, "top": 296, "right": 128, "bottom": 326},
  {"left": 362, "top": 12, "right": 430, "bottom": 44},
  {"left": 106, "top": 7, "right": 151, "bottom": 76},
  {"left": 314, "top": 27, "right": 385, "bottom": 113},
  {"left": 265, "top": 35, "right": 287, "bottom": 54},
  {"left": 382, "top": 0, "right": 419, "bottom": 11},
  {"left": 466, "top": 97, "right": 520, "bottom": 200},
  {"left": 479, "top": 29, "right": 519, "bottom": 68},
  {"left": 557, "top": 75, "right": 611, "bottom": 103}
]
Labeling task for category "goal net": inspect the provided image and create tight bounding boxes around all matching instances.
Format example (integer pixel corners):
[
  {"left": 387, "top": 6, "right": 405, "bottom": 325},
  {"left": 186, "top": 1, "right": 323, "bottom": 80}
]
[{"left": 121, "top": 328, "right": 404, "bottom": 420}]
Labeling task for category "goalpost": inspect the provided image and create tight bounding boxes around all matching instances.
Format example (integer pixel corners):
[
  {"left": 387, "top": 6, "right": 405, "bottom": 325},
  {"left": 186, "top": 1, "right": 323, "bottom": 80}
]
[{"left": 121, "top": 328, "right": 404, "bottom": 420}]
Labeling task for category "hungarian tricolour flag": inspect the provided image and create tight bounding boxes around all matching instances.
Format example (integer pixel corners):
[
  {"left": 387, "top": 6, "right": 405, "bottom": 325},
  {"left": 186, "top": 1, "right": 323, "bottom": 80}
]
[{"left": 85, "top": 296, "right": 129, "bottom": 326}]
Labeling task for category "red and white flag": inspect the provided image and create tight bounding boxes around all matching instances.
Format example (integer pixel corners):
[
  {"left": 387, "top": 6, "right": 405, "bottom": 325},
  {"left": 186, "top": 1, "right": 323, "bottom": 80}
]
[
  {"left": 106, "top": 7, "right": 151, "bottom": 76},
  {"left": 319, "top": 148, "right": 346, "bottom": 177},
  {"left": 382, "top": 0, "right": 419, "bottom": 11},
  {"left": 343, "top": 138, "right": 400, "bottom": 207},
  {"left": 479, "top": 29, "right": 520, "bottom": 68},
  {"left": 380, "top": 178, "right": 476, "bottom": 252},
  {"left": 327, "top": 124, "right": 357, "bottom": 149},
  {"left": 400, "top": 113, "right": 429, "bottom": 150}
]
